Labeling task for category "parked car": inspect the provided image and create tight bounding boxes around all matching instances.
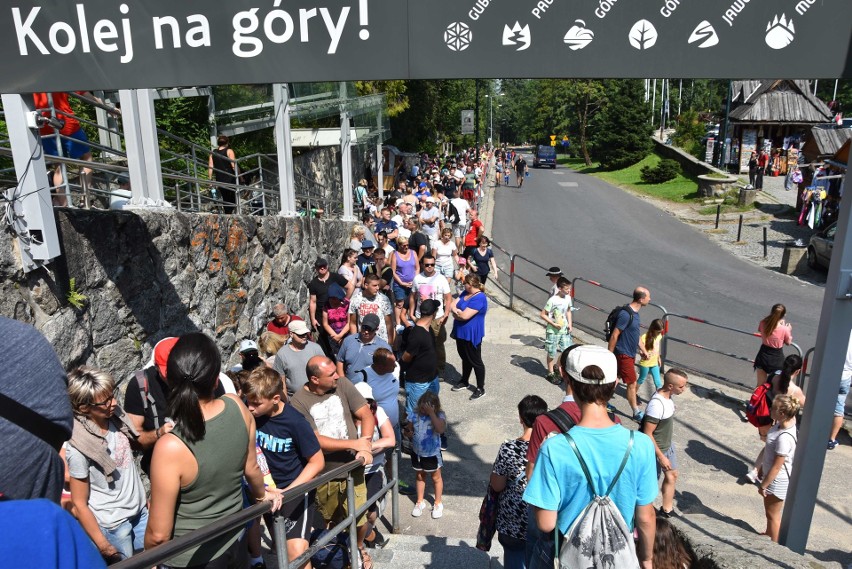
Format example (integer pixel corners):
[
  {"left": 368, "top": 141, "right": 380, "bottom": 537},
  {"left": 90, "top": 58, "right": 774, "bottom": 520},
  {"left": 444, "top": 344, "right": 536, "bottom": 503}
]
[
  {"left": 533, "top": 145, "right": 557, "bottom": 168},
  {"left": 807, "top": 222, "right": 836, "bottom": 270}
]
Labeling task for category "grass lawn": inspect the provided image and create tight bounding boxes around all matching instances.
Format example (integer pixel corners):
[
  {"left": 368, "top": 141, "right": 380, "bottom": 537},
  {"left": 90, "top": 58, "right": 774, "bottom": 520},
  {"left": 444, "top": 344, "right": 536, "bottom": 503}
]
[
  {"left": 556, "top": 155, "right": 601, "bottom": 174},
  {"left": 590, "top": 153, "right": 700, "bottom": 203}
]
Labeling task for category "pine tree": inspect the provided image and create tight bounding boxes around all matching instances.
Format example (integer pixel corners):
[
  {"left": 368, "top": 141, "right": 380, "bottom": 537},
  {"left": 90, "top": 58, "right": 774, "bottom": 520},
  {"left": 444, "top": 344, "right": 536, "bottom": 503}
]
[{"left": 590, "top": 80, "right": 653, "bottom": 170}]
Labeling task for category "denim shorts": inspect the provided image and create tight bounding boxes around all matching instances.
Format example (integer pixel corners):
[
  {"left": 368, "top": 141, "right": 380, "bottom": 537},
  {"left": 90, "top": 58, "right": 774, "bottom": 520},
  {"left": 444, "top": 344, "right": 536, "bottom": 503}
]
[
  {"left": 101, "top": 506, "right": 148, "bottom": 560},
  {"left": 836, "top": 377, "right": 851, "bottom": 417}
]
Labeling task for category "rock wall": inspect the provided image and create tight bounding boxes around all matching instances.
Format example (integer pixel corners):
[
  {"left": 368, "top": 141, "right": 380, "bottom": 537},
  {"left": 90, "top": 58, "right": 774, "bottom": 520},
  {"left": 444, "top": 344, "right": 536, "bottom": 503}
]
[{"left": 0, "top": 209, "right": 351, "bottom": 377}]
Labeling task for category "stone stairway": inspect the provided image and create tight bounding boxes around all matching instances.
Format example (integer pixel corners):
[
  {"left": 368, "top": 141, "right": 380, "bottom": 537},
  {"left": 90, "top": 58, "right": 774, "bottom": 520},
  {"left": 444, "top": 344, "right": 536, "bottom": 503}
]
[{"left": 368, "top": 534, "right": 503, "bottom": 569}]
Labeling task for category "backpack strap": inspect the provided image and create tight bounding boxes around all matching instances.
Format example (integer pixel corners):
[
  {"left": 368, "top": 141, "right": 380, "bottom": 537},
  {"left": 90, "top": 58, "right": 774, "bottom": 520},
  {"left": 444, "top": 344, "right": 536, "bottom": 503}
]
[
  {"left": 779, "top": 430, "right": 798, "bottom": 479},
  {"left": 546, "top": 407, "right": 575, "bottom": 434},
  {"left": 135, "top": 369, "right": 161, "bottom": 429},
  {"left": 360, "top": 369, "right": 369, "bottom": 384},
  {"left": 564, "top": 429, "right": 634, "bottom": 498}
]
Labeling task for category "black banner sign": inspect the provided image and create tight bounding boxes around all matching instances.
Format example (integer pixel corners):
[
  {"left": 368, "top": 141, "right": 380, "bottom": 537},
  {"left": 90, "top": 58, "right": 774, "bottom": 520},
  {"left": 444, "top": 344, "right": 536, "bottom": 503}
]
[{"left": 0, "top": 0, "right": 850, "bottom": 92}]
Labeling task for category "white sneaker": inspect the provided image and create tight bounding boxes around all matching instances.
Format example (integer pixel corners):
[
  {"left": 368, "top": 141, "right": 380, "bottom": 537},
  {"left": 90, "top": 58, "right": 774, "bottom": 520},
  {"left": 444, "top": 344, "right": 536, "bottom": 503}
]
[
  {"left": 411, "top": 501, "right": 426, "bottom": 517},
  {"left": 431, "top": 503, "right": 444, "bottom": 519}
]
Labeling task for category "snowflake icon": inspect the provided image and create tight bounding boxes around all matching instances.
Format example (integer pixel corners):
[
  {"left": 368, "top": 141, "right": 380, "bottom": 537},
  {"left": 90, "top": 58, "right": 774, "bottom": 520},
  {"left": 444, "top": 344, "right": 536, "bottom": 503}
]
[{"left": 445, "top": 22, "right": 473, "bottom": 52}]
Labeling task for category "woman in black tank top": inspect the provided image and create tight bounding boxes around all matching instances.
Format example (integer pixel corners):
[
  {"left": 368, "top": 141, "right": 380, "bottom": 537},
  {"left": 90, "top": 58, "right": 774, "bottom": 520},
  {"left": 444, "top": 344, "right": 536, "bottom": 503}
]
[{"left": 208, "top": 135, "right": 237, "bottom": 213}]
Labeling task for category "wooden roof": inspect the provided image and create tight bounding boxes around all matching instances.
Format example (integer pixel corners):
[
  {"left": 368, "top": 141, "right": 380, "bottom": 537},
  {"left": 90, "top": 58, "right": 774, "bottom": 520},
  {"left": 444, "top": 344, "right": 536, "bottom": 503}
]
[
  {"left": 729, "top": 80, "right": 832, "bottom": 123},
  {"left": 805, "top": 126, "right": 852, "bottom": 157}
]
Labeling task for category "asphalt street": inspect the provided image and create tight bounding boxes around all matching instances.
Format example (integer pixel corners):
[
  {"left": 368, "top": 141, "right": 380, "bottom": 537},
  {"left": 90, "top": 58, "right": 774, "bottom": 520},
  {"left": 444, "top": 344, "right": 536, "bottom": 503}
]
[
  {"left": 490, "top": 151, "right": 826, "bottom": 389},
  {"left": 389, "top": 302, "right": 850, "bottom": 568}
]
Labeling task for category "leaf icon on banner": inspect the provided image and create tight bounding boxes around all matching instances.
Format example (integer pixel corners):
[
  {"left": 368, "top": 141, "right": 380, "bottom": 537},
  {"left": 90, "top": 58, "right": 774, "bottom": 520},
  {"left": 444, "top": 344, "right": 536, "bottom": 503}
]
[{"left": 629, "top": 20, "right": 658, "bottom": 50}]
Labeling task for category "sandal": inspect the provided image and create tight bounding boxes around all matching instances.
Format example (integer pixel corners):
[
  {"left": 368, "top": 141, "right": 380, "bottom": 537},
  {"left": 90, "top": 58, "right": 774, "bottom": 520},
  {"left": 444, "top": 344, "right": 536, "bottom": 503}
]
[{"left": 359, "top": 547, "right": 374, "bottom": 569}]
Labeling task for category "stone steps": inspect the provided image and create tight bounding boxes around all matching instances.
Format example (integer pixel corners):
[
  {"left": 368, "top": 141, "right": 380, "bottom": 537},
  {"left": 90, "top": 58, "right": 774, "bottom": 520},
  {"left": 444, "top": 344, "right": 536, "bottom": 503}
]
[{"left": 367, "top": 534, "right": 504, "bottom": 569}]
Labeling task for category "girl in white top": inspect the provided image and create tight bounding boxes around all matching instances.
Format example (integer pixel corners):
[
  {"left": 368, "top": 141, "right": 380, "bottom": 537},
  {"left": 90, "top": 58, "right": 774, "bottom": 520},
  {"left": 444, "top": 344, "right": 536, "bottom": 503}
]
[
  {"left": 338, "top": 248, "right": 364, "bottom": 290},
  {"left": 432, "top": 227, "right": 459, "bottom": 280},
  {"left": 758, "top": 394, "right": 800, "bottom": 542}
]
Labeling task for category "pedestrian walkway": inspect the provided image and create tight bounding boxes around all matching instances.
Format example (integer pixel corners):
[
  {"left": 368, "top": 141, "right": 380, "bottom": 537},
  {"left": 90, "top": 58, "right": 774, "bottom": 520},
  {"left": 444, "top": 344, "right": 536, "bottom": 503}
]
[{"left": 377, "top": 159, "right": 852, "bottom": 568}]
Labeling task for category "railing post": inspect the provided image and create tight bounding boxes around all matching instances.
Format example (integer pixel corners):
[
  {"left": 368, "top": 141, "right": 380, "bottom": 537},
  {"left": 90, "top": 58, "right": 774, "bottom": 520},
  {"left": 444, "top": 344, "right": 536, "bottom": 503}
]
[
  {"left": 273, "top": 512, "right": 290, "bottom": 569},
  {"left": 509, "top": 254, "right": 516, "bottom": 310},
  {"left": 346, "top": 470, "right": 360, "bottom": 569},
  {"left": 191, "top": 146, "right": 200, "bottom": 198},
  {"left": 392, "top": 447, "right": 400, "bottom": 533}
]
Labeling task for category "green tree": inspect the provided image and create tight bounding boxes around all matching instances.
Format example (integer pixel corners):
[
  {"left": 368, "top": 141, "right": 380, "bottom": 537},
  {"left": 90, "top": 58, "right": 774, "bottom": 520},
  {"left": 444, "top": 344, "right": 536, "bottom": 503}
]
[
  {"left": 355, "top": 81, "right": 409, "bottom": 117},
  {"left": 671, "top": 109, "right": 707, "bottom": 158},
  {"left": 590, "top": 80, "right": 653, "bottom": 170},
  {"left": 565, "top": 80, "right": 608, "bottom": 165}
]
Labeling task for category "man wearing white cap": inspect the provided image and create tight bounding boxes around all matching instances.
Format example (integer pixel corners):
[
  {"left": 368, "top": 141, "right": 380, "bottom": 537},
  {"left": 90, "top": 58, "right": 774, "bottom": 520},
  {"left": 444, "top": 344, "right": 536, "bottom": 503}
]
[
  {"left": 273, "top": 320, "right": 325, "bottom": 396},
  {"left": 523, "top": 345, "right": 658, "bottom": 569}
]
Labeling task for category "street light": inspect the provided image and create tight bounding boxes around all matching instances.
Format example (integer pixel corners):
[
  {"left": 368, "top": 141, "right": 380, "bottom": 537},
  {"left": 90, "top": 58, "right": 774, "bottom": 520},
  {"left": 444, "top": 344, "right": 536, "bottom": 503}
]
[{"left": 485, "top": 93, "right": 504, "bottom": 146}]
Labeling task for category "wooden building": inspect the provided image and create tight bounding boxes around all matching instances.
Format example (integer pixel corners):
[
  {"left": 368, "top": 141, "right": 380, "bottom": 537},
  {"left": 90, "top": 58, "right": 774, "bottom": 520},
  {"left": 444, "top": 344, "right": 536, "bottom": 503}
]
[
  {"left": 727, "top": 80, "right": 833, "bottom": 174},
  {"left": 802, "top": 125, "right": 852, "bottom": 164}
]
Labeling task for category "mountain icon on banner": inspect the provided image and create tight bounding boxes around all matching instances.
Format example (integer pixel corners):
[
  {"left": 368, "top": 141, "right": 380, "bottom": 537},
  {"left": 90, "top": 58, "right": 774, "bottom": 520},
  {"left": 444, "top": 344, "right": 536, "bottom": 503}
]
[
  {"left": 765, "top": 14, "right": 795, "bottom": 49},
  {"left": 688, "top": 21, "right": 719, "bottom": 48},
  {"left": 563, "top": 20, "right": 594, "bottom": 50},
  {"left": 503, "top": 22, "right": 532, "bottom": 51}
]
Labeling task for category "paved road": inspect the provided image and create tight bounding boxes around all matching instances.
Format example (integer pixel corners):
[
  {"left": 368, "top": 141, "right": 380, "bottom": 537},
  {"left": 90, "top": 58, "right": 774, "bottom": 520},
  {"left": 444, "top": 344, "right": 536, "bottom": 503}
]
[
  {"left": 390, "top": 301, "right": 850, "bottom": 568},
  {"left": 490, "top": 151, "right": 826, "bottom": 388}
]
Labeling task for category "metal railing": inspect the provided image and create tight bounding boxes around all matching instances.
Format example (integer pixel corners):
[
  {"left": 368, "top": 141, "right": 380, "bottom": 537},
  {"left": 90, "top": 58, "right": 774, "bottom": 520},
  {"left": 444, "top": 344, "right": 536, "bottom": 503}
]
[
  {"left": 113, "top": 450, "right": 400, "bottom": 569},
  {"left": 489, "top": 237, "right": 812, "bottom": 391},
  {"left": 0, "top": 96, "right": 350, "bottom": 219}
]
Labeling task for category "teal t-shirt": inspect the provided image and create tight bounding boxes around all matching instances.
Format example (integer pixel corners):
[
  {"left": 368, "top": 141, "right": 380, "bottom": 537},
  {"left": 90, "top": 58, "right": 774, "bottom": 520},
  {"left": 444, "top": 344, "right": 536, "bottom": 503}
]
[{"left": 523, "top": 425, "right": 658, "bottom": 532}]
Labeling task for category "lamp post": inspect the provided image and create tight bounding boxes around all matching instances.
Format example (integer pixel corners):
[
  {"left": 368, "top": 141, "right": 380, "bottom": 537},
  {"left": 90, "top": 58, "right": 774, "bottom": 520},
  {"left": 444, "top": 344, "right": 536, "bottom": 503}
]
[{"left": 485, "top": 93, "right": 504, "bottom": 147}]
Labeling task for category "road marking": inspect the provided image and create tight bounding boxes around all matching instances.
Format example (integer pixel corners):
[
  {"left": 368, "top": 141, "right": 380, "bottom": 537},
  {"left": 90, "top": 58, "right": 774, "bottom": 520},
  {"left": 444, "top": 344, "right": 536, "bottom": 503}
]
[
  {"left": 551, "top": 171, "right": 566, "bottom": 175},
  {"left": 558, "top": 182, "right": 578, "bottom": 187}
]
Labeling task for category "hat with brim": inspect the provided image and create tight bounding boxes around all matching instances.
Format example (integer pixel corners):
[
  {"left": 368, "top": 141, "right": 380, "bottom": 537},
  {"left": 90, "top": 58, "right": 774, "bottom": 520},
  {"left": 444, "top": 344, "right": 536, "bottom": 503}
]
[
  {"left": 361, "top": 313, "right": 381, "bottom": 331},
  {"left": 545, "top": 266, "right": 563, "bottom": 276},
  {"left": 239, "top": 339, "right": 259, "bottom": 353},
  {"left": 328, "top": 283, "right": 347, "bottom": 300},
  {"left": 361, "top": 240, "right": 375, "bottom": 249},
  {"left": 565, "top": 345, "right": 617, "bottom": 384},
  {"left": 289, "top": 320, "right": 311, "bottom": 335}
]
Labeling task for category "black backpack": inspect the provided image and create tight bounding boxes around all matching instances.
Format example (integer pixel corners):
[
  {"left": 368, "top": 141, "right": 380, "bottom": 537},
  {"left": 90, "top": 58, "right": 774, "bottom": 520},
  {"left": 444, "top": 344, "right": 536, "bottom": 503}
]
[
  {"left": 604, "top": 305, "right": 633, "bottom": 342},
  {"left": 447, "top": 202, "right": 461, "bottom": 225}
]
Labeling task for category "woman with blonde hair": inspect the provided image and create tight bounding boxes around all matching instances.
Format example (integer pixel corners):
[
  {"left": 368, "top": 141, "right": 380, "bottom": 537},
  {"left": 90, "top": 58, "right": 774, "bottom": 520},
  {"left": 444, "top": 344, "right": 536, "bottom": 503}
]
[
  {"left": 258, "top": 330, "right": 287, "bottom": 367},
  {"left": 349, "top": 225, "right": 367, "bottom": 251},
  {"left": 753, "top": 304, "right": 792, "bottom": 386},
  {"left": 757, "top": 394, "right": 800, "bottom": 542},
  {"left": 66, "top": 366, "right": 147, "bottom": 563}
]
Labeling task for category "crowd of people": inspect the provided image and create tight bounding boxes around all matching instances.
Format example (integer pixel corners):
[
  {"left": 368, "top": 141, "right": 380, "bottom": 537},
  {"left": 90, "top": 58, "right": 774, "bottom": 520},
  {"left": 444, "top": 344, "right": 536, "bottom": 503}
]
[{"left": 1, "top": 146, "right": 849, "bottom": 569}]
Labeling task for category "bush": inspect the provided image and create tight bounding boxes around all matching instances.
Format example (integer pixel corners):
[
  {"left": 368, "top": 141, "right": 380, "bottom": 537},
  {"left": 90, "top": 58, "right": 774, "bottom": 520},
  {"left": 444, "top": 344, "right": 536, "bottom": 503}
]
[{"left": 640, "top": 159, "right": 681, "bottom": 184}]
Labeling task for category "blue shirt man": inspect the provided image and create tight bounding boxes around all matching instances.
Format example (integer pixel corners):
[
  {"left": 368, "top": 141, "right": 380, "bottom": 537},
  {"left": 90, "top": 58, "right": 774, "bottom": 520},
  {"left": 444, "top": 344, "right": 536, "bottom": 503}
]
[
  {"left": 607, "top": 287, "right": 651, "bottom": 421},
  {"left": 335, "top": 314, "right": 392, "bottom": 383},
  {"left": 523, "top": 345, "right": 658, "bottom": 568}
]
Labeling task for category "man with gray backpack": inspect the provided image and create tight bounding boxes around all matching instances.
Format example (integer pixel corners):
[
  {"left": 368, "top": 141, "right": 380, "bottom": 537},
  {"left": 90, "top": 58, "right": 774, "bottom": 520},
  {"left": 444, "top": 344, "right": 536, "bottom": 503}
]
[{"left": 523, "top": 344, "right": 658, "bottom": 569}]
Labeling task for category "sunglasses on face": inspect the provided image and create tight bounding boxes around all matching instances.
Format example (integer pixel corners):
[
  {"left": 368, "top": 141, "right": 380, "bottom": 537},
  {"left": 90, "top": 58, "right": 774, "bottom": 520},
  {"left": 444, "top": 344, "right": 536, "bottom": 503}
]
[
  {"left": 293, "top": 332, "right": 310, "bottom": 339},
  {"left": 424, "top": 264, "right": 435, "bottom": 267},
  {"left": 89, "top": 393, "right": 116, "bottom": 407}
]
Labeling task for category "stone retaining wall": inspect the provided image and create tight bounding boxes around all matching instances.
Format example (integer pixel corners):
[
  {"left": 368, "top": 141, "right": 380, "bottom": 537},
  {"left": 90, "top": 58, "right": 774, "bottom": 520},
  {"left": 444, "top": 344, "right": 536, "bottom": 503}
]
[
  {"left": 674, "top": 514, "right": 826, "bottom": 568},
  {"left": 0, "top": 209, "right": 350, "bottom": 377}
]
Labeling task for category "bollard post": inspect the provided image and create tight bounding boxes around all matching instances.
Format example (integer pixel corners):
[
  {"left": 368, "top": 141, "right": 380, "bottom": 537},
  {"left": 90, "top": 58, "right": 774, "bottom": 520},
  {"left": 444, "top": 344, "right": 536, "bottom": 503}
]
[
  {"left": 509, "top": 254, "right": 516, "bottom": 310},
  {"left": 737, "top": 214, "right": 744, "bottom": 242},
  {"left": 763, "top": 227, "right": 768, "bottom": 258},
  {"left": 715, "top": 204, "right": 721, "bottom": 229}
]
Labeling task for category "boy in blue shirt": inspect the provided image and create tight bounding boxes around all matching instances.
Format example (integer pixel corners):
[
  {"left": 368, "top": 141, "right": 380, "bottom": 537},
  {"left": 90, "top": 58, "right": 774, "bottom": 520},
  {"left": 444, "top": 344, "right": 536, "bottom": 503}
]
[{"left": 244, "top": 367, "right": 325, "bottom": 567}]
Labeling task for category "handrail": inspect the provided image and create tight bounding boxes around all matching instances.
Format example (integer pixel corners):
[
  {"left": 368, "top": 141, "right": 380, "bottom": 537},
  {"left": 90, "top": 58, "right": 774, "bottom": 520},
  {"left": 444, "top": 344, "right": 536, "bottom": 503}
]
[{"left": 112, "top": 457, "right": 378, "bottom": 569}]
